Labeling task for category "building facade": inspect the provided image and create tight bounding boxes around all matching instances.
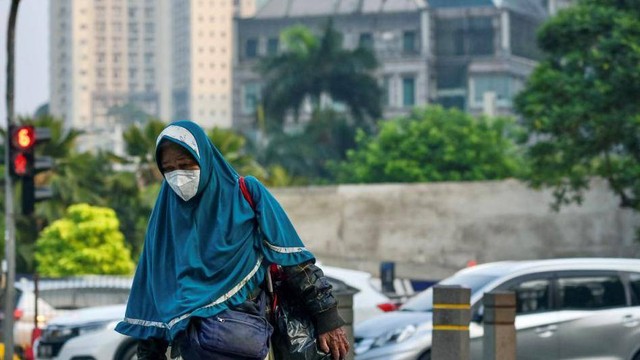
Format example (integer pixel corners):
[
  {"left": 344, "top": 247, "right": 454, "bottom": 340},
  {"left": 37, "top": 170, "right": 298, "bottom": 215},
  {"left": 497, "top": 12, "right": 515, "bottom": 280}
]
[
  {"left": 233, "top": 0, "right": 558, "bottom": 135},
  {"left": 49, "top": 0, "right": 256, "bottom": 154},
  {"left": 232, "top": 0, "right": 430, "bottom": 135}
]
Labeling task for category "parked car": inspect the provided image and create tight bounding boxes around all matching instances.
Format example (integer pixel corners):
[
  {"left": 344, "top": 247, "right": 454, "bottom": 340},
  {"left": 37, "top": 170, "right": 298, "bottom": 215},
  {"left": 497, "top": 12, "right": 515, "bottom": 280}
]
[
  {"left": 34, "top": 304, "right": 138, "bottom": 360},
  {"left": 0, "top": 279, "right": 60, "bottom": 358},
  {"left": 354, "top": 257, "right": 640, "bottom": 360},
  {"left": 321, "top": 265, "right": 397, "bottom": 323}
]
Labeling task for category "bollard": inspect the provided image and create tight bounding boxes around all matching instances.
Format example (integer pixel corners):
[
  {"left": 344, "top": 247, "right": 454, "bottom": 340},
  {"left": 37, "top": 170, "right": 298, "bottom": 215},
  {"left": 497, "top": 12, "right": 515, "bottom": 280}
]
[
  {"left": 483, "top": 291, "right": 516, "bottom": 360},
  {"left": 432, "top": 285, "right": 471, "bottom": 360},
  {"left": 333, "top": 279, "right": 358, "bottom": 360}
]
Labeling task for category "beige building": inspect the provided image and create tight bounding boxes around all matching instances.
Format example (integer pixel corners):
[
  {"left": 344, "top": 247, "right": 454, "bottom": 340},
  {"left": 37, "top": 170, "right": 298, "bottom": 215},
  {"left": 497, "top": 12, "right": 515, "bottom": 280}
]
[{"left": 49, "top": 0, "right": 256, "bottom": 154}]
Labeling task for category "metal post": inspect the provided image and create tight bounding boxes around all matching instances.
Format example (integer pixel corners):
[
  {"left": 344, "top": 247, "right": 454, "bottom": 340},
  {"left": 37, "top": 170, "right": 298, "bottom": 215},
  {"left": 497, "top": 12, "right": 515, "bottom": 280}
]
[
  {"left": 483, "top": 291, "right": 516, "bottom": 360},
  {"left": 3, "top": 1, "right": 21, "bottom": 359},
  {"left": 379, "top": 261, "right": 395, "bottom": 294},
  {"left": 432, "top": 285, "right": 471, "bottom": 360}
]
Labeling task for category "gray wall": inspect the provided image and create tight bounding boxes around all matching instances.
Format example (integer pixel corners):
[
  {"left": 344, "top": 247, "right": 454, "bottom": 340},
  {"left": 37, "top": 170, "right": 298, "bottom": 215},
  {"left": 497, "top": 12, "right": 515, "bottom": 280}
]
[{"left": 271, "top": 179, "right": 640, "bottom": 280}]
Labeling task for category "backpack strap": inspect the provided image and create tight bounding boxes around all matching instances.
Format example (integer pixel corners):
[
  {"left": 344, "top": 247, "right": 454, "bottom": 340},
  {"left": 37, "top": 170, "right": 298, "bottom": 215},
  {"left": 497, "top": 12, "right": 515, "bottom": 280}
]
[{"left": 238, "top": 176, "right": 255, "bottom": 210}]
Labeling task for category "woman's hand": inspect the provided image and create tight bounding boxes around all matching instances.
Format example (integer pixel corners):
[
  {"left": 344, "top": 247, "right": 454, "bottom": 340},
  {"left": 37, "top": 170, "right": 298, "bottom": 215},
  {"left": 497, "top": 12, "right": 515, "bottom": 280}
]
[{"left": 318, "top": 327, "right": 350, "bottom": 360}]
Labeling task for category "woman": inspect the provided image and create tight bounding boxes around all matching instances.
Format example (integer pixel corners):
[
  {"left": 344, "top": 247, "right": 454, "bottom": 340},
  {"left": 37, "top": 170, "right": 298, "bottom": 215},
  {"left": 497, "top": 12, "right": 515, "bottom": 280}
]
[{"left": 115, "top": 120, "right": 349, "bottom": 359}]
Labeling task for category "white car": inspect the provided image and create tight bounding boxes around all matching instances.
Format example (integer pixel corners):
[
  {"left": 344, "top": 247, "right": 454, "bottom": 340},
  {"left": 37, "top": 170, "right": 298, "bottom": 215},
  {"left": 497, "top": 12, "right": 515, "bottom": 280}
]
[
  {"left": 34, "top": 304, "right": 138, "bottom": 360},
  {"left": 321, "top": 265, "right": 398, "bottom": 324},
  {"left": 1, "top": 280, "right": 60, "bottom": 357},
  {"left": 354, "top": 258, "right": 640, "bottom": 360}
]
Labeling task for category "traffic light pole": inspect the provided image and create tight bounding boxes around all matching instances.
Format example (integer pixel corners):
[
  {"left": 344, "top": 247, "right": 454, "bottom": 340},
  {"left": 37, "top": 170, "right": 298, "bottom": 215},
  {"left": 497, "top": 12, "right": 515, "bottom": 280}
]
[{"left": 4, "top": 1, "right": 21, "bottom": 359}]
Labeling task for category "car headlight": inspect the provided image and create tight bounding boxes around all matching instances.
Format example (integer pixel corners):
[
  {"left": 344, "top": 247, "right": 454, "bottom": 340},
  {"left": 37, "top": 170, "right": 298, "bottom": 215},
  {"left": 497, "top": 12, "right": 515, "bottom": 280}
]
[
  {"left": 42, "top": 320, "right": 113, "bottom": 342},
  {"left": 77, "top": 320, "right": 113, "bottom": 335},
  {"left": 355, "top": 324, "right": 418, "bottom": 354}
]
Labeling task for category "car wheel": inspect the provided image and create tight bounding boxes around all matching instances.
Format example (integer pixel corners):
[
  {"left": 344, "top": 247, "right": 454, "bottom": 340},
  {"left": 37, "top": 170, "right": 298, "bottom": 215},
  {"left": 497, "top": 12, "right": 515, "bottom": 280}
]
[
  {"left": 118, "top": 343, "right": 138, "bottom": 360},
  {"left": 417, "top": 351, "right": 431, "bottom": 360}
]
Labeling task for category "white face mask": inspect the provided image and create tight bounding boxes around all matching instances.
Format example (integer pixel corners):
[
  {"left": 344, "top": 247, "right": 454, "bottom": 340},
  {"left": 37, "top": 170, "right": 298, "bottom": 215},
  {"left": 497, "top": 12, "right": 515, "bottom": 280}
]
[{"left": 165, "top": 170, "right": 200, "bottom": 201}]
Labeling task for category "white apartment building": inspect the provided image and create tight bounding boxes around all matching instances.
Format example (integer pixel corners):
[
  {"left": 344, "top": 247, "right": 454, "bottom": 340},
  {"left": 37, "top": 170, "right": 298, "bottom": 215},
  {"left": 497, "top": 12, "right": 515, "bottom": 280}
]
[{"left": 49, "top": 0, "right": 256, "bottom": 154}]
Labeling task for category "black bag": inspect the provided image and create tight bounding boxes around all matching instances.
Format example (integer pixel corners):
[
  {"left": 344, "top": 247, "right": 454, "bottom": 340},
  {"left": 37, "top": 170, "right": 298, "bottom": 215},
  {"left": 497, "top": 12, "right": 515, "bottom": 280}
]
[
  {"left": 181, "top": 291, "right": 273, "bottom": 360},
  {"left": 269, "top": 270, "right": 331, "bottom": 360}
]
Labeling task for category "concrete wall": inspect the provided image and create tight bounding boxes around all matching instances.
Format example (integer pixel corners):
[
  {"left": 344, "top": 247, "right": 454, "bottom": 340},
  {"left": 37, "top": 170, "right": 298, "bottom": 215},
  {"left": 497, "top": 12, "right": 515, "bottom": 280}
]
[{"left": 271, "top": 179, "right": 640, "bottom": 280}]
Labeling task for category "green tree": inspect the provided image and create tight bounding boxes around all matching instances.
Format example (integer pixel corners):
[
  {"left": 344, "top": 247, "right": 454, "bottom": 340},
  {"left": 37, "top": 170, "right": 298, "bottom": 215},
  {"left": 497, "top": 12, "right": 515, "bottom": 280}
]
[
  {"left": 514, "top": 0, "right": 640, "bottom": 211},
  {"left": 259, "top": 22, "right": 382, "bottom": 131},
  {"left": 108, "top": 102, "right": 152, "bottom": 127},
  {"left": 207, "top": 127, "right": 267, "bottom": 178},
  {"left": 123, "top": 118, "right": 167, "bottom": 187},
  {"left": 261, "top": 109, "right": 357, "bottom": 182},
  {"left": 332, "top": 106, "right": 523, "bottom": 183},
  {"left": 35, "top": 203, "right": 135, "bottom": 276}
]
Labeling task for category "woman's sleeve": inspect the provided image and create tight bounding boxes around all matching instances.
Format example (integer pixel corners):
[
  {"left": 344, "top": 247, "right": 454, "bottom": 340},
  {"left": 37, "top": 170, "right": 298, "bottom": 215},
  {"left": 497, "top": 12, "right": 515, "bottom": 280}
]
[{"left": 281, "top": 261, "right": 346, "bottom": 334}]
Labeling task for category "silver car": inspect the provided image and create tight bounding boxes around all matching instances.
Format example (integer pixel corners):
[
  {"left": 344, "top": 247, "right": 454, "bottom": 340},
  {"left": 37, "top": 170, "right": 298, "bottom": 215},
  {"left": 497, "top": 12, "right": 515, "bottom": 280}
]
[{"left": 354, "top": 257, "right": 640, "bottom": 360}]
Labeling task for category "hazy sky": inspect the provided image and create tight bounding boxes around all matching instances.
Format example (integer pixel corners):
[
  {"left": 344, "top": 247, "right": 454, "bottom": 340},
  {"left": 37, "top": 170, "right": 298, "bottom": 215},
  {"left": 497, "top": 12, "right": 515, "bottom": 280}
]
[{"left": 0, "top": 0, "right": 49, "bottom": 127}]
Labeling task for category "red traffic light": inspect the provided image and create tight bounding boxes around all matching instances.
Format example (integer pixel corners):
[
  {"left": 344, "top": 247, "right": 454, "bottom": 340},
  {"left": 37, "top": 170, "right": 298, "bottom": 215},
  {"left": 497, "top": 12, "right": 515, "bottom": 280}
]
[
  {"left": 13, "top": 153, "right": 29, "bottom": 176},
  {"left": 11, "top": 125, "right": 35, "bottom": 150}
]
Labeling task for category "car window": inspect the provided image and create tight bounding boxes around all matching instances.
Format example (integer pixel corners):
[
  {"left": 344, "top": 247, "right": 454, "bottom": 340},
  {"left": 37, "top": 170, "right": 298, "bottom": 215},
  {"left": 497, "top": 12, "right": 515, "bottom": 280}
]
[
  {"left": 506, "top": 278, "right": 551, "bottom": 314},
  {"left": 629, "top": 273, "right": 640, "bottom": 306},
  {"left": 558, "top": 275, "right": 626, "bottom": 310},
  {"left": 401, "top": 274, "right": 498, "bottom": 312}
]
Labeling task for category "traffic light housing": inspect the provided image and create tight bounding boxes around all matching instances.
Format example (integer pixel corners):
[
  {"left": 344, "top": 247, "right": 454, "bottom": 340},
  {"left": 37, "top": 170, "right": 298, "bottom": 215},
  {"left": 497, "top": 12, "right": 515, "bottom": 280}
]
[
  {"left": 9, "top": 125, "right": 35, "bottom": 177},
  {"left": 8, "top": 125, "right": 53, "bottom": 215}
]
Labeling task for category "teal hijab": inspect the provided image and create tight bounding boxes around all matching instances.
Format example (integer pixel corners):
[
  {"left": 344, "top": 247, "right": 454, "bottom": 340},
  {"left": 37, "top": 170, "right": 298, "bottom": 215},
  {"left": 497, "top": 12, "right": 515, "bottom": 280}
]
[{"left": 115, "top": 120, "right": 314, "bottom": 341}]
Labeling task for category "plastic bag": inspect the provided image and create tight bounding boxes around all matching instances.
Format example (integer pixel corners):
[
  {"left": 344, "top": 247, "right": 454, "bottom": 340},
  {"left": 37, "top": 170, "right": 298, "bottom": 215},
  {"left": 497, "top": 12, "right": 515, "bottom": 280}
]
[{"left": 271, "top": 297, "right": 331, "bottom": 360}]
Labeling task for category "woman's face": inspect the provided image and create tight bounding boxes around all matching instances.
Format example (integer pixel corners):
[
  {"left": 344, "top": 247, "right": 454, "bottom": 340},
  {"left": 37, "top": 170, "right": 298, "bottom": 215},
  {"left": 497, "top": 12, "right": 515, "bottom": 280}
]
[{"left": 159, "top": 142, "right": 200, "bottom": 173}]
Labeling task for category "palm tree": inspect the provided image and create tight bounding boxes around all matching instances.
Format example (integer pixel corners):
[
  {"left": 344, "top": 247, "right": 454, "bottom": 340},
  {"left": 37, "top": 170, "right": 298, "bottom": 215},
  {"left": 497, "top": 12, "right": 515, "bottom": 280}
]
[
  {"left": 123, "top": 118, "right": 167, "bottom": 187},
  {"left": 259, "top": 21, "right": 382, "bottom": 132}
]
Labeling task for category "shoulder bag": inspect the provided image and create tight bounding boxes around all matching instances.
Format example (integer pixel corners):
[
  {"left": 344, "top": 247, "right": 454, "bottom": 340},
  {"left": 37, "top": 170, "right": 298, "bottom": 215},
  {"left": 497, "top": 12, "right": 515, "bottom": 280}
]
[{"left": 181, "top": 290, "right": 273, "bottom": 360}]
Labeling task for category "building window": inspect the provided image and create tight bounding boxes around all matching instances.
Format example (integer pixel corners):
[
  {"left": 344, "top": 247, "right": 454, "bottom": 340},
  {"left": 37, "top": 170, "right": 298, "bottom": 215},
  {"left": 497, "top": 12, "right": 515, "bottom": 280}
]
[
  {"left": 242, "top": 82, "right": 261, "bottom": 115},
  {"left": 359, "top": 32, "right": 374, "bottom": 49},
  {"left": 472, "top": 74, "right": 512, "bottom": 107},
  {"left": 381, "top": 76, "right": 391, "bottom": 107},
  {"left": 267, "top": 38, "right": 279, "bottom": 56},
  {"left": 402, "top": 31, "right": 417, "bottom": 54},
  {"left": 402, "top": 77, "right": 415, "bottom": 107},
  {"left": 435, "top": 16, "right": 494, "bottom": 57},
  {"left": 245, "top": 38, "right": 258, "bottom": 58},
  {"left": 437, "top": 96, "right": 465, "bottom": 110}
]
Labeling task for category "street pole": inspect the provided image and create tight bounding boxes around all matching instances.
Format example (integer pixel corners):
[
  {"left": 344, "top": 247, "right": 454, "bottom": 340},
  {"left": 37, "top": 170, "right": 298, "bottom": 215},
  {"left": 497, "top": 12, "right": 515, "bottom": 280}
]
[{"left": 4, "top": 1, "right": 21, "bottom": 359}]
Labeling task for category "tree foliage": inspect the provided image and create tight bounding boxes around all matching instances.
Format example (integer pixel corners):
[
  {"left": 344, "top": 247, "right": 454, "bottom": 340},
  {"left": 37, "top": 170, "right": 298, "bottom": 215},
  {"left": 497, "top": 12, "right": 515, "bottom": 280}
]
[
  {"left": 35, "top": 203, "right": 135, "bottom": 276},
  {"left": 259, "top": 22, "right": 382, "bottom": 131},
  {"left": 332, "top": 106, "right": 523, "bottom": 183},
  {"left": 123, "top": 118, "right": 167, "bottom": 187},
  {"left": 514, "top": 0, "right": 640, "bottom": 211},
  {"left": 261, "top": 109, "right": 357, "bottom": 183}
]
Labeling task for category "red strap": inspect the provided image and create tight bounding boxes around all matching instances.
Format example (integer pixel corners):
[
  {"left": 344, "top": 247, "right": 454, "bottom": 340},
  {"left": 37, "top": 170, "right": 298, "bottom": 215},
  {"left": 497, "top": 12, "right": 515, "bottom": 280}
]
[
  {"left": 240, "top": 176, "right": 281, "bottom": 313},
  {"left": 238, "top": 176, "right": 255, "bottom": 210}
]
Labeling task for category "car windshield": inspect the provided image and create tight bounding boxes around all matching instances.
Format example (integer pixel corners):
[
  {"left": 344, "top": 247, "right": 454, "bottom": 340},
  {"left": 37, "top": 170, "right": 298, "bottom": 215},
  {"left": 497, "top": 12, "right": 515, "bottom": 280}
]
[{"left": 400, "top": 273, "right": 498, "bottom": 312}]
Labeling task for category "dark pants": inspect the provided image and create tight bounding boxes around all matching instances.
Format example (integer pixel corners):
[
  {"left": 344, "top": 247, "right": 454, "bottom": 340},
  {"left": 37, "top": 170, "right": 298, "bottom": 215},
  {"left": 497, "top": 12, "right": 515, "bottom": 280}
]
[{"left": 137, "top": 338, "right": 168, "bottom": 360}]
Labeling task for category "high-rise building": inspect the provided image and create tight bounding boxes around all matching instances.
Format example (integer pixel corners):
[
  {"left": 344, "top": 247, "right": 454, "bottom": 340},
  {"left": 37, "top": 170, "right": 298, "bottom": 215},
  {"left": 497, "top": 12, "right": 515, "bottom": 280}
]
[{"left": 49, "top": 0, "right": 256, "bottom": 154}]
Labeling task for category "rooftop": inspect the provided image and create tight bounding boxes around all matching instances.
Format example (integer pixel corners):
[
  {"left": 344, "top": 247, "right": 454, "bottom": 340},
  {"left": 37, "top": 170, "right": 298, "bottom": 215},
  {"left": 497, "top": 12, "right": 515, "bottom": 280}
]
[
  {"left": 254, "top": 0, "right": 548, "bottom": 19},
  {"left": 255, "top": 0, "right": 427, "bottom": 18}
]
